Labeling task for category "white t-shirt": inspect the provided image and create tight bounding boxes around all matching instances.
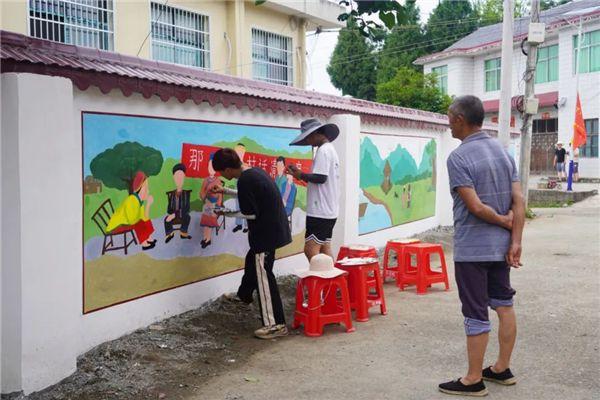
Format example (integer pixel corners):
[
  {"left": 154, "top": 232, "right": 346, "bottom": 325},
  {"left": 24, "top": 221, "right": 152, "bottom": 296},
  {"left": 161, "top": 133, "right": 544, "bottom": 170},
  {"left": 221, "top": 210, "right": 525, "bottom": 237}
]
[{"left": 307, "top": 142, "right": 340, "bottom": 219}]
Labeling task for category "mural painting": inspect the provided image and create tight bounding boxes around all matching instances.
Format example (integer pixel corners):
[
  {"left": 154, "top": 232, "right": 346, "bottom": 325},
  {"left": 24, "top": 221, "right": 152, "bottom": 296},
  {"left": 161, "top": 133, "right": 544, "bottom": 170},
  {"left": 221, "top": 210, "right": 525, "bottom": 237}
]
[
  {"left": 359, "top": 134, "right": 437, "bottom": 235},
  {"left": 83, "top": 113, "right": 312, "bottom": 313}
]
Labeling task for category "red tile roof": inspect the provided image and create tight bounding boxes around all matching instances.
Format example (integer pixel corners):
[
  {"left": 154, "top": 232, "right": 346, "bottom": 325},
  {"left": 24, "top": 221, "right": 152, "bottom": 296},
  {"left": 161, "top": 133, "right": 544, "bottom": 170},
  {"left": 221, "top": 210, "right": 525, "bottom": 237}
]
[{"left": 0, "top": 30, "right": 452, "bottom": 131}]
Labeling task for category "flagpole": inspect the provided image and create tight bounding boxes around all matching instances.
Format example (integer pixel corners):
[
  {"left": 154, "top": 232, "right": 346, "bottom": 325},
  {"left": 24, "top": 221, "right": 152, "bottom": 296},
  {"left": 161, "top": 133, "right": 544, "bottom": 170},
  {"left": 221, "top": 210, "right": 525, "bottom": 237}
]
[{"left": 567, "top": 17, "right": 583, "bottom": 192}]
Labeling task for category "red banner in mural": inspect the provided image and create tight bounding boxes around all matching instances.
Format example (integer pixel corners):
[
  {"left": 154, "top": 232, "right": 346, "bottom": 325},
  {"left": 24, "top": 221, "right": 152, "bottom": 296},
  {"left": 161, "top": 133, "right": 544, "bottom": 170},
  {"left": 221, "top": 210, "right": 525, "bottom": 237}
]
[{"left": 181, "top": 143, "right": 312, "bottom": 185}]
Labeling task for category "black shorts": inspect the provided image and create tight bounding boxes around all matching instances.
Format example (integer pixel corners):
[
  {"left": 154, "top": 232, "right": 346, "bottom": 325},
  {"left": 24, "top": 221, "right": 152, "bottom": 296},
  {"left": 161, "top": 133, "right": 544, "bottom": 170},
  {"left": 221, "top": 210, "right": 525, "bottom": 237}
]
[{"left": 305, "top": 216, "right": 337, "bottom": 245}]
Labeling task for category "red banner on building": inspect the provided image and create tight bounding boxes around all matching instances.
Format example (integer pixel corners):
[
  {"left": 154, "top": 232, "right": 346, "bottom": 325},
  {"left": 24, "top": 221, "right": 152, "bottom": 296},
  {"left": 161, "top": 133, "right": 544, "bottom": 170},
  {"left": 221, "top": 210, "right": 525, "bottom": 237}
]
[{"left": 181, "top": 143, "right": 312, "bottom": 185}]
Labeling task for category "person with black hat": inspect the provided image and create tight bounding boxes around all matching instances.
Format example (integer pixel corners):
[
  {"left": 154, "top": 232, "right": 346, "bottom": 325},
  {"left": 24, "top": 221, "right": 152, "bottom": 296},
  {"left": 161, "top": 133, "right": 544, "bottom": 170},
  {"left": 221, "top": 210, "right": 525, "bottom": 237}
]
[
  {"left": 164, "top": 163, "right": 192, "bottom": 243},
  {"left": 287, "top": 118, "right": 340, "bottom": 261}
]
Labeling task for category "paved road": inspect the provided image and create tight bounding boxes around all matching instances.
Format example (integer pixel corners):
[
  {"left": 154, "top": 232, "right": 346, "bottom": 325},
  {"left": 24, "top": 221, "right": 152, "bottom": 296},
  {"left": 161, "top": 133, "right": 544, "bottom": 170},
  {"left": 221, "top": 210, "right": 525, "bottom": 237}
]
[{"left": 190, "top": 196, "right": 600, "bottom": 400}]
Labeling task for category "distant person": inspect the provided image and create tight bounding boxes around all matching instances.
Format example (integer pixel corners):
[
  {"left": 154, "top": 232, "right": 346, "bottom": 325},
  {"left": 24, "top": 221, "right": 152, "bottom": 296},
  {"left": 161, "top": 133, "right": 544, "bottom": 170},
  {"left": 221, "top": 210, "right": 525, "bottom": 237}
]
[
  {"left": 572, "top": 145, "right": 580, "bottom": 182},
  {"left": 211, "top": 148, "right": 291, "bottom": 340},
  {"left": 554, "top": 141, "right": 567, "bottom": 181},
  {"left": 439, "top": 96, "right": 525, "bottom": 397},
  {"left": 106, "top": 171, "right": 156, "bottom": 251},
  {"left": 164, "top": 163, "right": 192, "bottom": 243},
  {"left": 287, "top": 118, "right": 340, "bottom": 260},
  {"left": 232, "top": 143, "right": 248, "bottom": 234}
]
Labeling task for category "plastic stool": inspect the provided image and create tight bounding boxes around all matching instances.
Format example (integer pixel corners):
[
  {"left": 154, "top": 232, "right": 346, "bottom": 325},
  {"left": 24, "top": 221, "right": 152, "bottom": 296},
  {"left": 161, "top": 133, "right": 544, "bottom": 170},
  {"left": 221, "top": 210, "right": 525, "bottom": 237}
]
[
  {"left": 336, "top": 260, "right": 387, "bottom": 322},
  {"left": 382, "top": 238, "right": 421, "bottom": 282},
  {"left": 292, "top": 274, "right": 355, "bottom": 337},
  {"left": 337, "top": 244, "right": 378, "bottom": 261},
  {"left": 400, "top": 243, "right": 450, "bottom": 295}
]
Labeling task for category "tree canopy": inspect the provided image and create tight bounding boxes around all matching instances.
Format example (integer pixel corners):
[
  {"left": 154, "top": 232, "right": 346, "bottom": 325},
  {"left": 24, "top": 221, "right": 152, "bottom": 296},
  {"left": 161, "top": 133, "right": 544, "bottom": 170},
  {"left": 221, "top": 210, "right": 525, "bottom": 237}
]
[
  {"left": 425, "top": 0, "right": 479, "bottom": 54},
  {"left": 90, "top": 141, "right": 164, "bottom": 192}
]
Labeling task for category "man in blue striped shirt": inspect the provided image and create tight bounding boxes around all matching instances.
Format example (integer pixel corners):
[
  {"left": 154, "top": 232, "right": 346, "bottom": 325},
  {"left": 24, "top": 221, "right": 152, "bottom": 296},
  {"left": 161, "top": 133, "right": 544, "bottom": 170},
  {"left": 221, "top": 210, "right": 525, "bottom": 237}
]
[{"left": 439, "top": 96, "right": 525, "bottom": 397}]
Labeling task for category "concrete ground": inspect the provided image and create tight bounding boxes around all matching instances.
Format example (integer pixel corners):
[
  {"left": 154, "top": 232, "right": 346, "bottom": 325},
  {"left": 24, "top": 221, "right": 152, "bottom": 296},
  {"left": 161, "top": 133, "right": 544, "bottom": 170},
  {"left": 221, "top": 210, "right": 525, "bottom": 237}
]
[
  {"left": 192, "top": 196, "right": 600, "bottom": 400},
  {"left": 529, "top": 175, "right": 600, "bottom": 193}
]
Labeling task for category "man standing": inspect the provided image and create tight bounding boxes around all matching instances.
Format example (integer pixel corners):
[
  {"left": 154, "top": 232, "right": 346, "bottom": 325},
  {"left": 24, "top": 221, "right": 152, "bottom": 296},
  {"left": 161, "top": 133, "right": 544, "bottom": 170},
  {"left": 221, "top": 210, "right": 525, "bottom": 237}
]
[
  {"left": 212, "top": 148, "right": 291, "bottom": 340},
  {"left": 164, "top": 163, "right": 192, "bottom": 243},
  {"left": 439, "top": 96, "right": 525, "bottom": 397},
  {"left": 287, "top": 118, "right": 340, "bottom": 260},
  {"left": 554, "top": 141, "right": 568, "bottom": 181}
]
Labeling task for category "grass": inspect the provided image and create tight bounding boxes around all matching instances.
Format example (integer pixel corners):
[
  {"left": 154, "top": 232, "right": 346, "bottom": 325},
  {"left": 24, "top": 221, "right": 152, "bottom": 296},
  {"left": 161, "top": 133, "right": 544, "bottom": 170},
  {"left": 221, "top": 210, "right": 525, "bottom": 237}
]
[
  {"left": 529, "top": 200, "right": 574, "bottom": 208},
  {"left": 363, "top": 178, "right": 436, "bottom": 226},
  {"left": 83, "top": 233, "right": 305, "bottom": 313}
]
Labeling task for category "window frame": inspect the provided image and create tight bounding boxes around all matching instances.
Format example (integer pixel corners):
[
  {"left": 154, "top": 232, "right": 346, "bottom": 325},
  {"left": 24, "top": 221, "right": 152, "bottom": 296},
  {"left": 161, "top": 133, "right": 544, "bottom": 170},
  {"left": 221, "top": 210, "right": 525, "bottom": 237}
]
[
  {"left": 484, "top": 57, "right": 501, "bottom": 92},
  {"left": 573, "top": 29, "right": 600, "bottom": 74},
  {"left": 535, "top": 44, "right": 559, "bottom": 83},
  {"left": 431, "top": 65, "right": 448, "bottom": 95},
  {"left": 251, "top": 27, "right": 294, "bottom": 86},
  {"left": 149, "top": 2, "right": 211, "bottom": 70},
  {"left": 581, "top": 118, "right": 599, "bottom": 158},
  {"left": 27, "top": 0, "right": 115, "bottom": 51}
]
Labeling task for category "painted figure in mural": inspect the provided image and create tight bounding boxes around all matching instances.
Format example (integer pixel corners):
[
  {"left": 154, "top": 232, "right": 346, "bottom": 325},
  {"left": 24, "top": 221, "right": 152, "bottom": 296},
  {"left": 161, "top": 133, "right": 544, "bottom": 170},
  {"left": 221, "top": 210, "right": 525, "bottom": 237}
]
[
  {"left": 232, "top": 143, "right": 248, "bottom": 234},
  {"left": 199, "top": 154, "right": 223, "bottom": 249},
  {"left": 287, "top": 118, "right": 340, "bottom": 260},
  {"left": 407, "top": 183, "right": 412, "bottom": 208},
  {"left": 553, "top": 141, "right": 568, "bottom": 181},
  {"left": 275, "top": 156, "right": 287, "bottom": 190},
  {"left": 281, "top": 171, "right": 297, "bottom": 228},
  {"left": 105, "top": 171, "right": 157, "bottom": 251},
  {"left": 438, "top": 95, "right": 525, "bottom": 397},
  {"left": 211, "top": 148, "right": 292, "bottom": 340},
  {"left": 164, "top": 163, "right": 192, "bottom": 243},
  {"left": 402, "top": 186, "right": 408, "bottom": 208}
]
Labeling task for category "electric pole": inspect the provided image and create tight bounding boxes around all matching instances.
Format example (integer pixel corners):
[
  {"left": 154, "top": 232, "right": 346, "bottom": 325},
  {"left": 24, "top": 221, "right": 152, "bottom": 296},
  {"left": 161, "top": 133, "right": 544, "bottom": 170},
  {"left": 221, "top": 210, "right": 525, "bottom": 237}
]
[
  {"left": 498, "top": 0, "right": 514, "bottom": 149},
  {"left": 519, "top": 0, "right": 542, "bottom": 208}
]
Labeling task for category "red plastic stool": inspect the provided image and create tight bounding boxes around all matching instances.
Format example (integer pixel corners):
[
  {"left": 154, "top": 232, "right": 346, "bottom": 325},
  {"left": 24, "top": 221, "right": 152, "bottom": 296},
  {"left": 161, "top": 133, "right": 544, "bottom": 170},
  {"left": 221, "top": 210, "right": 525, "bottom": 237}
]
[
  {"left": 292, "top": 274, "right": 355, "bottom": 337},
  {"left": 400, "top": 243, "right": 450, "bottom": 295},
  {"left": 337, "top": 244, "right": 378, "bottom": 261},
  {"left": 382, "top": 238, "right": 421, "bottom": 282},
  {"left": 336, "top": 259, "right": 387, "bottom": 322}
]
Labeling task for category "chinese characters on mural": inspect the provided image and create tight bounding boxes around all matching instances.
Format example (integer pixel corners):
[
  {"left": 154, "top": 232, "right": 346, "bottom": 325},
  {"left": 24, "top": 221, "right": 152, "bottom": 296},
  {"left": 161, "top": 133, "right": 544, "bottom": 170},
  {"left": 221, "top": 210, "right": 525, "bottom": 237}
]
[{"left": 83, "top": 113, "right": 312, "bottom": 313}]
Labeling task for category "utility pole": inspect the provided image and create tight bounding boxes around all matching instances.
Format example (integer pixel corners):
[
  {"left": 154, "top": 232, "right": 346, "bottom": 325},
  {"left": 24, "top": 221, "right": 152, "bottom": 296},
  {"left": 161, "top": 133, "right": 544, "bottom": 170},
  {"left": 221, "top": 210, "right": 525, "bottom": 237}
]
[
  {"left": 498, "top": 0, "right": 514, "bottom": 149},
  {"left": 519, "top": 0, "right": 541, "bottom": 207}
]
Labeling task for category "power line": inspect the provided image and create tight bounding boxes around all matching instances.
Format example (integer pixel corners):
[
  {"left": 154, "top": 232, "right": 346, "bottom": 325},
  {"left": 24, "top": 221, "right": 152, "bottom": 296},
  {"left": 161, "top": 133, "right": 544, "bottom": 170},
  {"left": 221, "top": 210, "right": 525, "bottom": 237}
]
[{"left": 136, "top": 0, "right": 170, "bottom": 58}]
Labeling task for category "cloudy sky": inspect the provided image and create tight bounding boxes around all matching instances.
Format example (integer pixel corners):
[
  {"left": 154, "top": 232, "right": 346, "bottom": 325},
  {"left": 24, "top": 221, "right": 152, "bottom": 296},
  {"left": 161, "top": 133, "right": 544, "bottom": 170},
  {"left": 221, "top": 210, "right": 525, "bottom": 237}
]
[{"left": 306, "top": 0, "right": 440, "bottom": 95}]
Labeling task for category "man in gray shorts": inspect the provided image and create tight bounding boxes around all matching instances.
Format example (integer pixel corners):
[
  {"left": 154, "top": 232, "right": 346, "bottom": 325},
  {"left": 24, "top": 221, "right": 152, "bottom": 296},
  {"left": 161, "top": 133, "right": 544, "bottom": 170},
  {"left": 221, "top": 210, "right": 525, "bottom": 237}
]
[{"left": 439, "top": 96, "right": 525, "bottom": 397}]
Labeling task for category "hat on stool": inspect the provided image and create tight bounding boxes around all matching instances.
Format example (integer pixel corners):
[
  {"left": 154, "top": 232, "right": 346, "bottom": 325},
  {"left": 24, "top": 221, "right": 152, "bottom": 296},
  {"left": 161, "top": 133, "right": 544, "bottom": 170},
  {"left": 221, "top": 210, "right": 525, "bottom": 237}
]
[{"left": 296, "top": 254, "right": 345, "bottom": 279}]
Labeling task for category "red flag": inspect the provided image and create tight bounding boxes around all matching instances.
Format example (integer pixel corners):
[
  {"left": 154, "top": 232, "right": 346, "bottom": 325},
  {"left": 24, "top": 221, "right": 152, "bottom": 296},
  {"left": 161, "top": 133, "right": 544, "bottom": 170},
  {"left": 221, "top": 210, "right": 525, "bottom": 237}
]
[{"left": 572, "top": 93, "right": 587, "bottom": 149}]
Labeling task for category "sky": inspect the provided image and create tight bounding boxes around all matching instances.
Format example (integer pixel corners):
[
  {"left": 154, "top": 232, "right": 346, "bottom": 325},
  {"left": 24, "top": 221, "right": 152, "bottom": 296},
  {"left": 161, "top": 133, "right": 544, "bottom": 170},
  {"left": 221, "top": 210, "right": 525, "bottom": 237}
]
[{"left": 306, "top": 0, "right": 440, "bottom": 95}]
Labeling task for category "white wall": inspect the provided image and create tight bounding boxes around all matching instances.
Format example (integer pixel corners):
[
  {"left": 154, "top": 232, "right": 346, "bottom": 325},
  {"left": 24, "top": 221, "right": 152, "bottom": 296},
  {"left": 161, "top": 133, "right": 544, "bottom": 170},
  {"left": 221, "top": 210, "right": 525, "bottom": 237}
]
[{"left": 1, "top": 72, "right": 458, "bottom": 395}]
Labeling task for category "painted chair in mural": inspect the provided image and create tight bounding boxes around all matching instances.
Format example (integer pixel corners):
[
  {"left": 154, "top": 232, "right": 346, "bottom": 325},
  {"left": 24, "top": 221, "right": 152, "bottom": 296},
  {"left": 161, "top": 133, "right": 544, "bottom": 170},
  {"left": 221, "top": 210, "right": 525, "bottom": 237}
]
[{"left": 92, "top": 199, "right": 137, "bottom": 255}]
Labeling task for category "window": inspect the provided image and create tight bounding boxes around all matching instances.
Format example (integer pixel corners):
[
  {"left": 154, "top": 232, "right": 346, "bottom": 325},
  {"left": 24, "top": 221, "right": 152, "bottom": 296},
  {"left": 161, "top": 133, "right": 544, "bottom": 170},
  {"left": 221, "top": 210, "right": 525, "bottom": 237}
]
[
  {"left": 535, "top": 44, "right": 559, "bottom": 83},
  {"left": 28, "top": 0, "right": 114, "bottom": 50},
  {"left": 581, "top": 119, "right": 599, "bottom": 158},
  {"left": 532, "top": 118, "right": 558, "bottom": 134},
  {"left": 485, "top": 58, "right": 501, "bottom": 92},
  {"left": 150, "top": 2, "right": 210, "bottom": 69},
  {"left": 252, "top": 28, "right": 293, "bottom": 86},
  {"left": 573, "top": 29, "right": 600, "bottom": 73},
  {"left": 432, "top": 65, "right": 448, "bottom": 95}
]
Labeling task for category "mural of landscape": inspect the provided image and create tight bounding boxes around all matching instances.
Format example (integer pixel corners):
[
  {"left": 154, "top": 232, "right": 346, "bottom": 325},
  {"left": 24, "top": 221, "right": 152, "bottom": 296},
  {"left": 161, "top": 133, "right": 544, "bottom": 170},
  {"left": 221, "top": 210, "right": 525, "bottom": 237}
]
[
  {"left": 359, "top": 134, "right": 437, "bottom": 235},
  {"left": 82, "top": 113, "right": 312, "bottom": 313}
]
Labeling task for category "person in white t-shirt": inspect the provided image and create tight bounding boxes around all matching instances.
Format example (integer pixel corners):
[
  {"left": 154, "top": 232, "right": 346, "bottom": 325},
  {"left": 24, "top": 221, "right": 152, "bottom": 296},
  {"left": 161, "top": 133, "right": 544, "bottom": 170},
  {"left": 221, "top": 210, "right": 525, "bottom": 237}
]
[{"left": 287, "top": 118, "right": 340, "bottom": 260}]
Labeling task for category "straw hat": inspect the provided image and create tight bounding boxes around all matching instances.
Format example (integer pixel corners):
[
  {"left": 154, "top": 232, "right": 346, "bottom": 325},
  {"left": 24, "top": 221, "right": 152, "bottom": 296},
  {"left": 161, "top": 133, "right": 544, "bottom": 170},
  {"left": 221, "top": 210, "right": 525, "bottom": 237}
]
[{"left": 296, "top": 254, "right": 345, "bottom": 279}]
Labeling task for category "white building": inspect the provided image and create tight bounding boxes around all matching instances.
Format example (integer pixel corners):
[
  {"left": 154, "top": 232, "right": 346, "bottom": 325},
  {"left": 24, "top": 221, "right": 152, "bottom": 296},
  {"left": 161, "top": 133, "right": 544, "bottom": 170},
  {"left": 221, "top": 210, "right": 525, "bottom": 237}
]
[{"left": 415, "top": 0, "right": 600, "bottom": 178}]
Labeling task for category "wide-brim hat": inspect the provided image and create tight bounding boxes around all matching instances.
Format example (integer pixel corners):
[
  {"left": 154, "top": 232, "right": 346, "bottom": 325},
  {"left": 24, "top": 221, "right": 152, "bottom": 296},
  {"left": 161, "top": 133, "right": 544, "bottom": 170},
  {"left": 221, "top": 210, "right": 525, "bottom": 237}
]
[
  {"left": 290, "top": 118, "right": 339, "bottom": 146},
  {"left": 296, "top": 254, "right": 346, "bottom": 279}
]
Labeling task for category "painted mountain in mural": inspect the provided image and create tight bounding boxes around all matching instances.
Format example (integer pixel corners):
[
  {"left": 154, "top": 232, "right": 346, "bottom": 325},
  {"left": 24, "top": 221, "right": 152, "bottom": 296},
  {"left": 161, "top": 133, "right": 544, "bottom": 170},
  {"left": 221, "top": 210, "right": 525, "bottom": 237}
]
[{"left": 360, "top": 137, "right": 384, "bottom": 188}]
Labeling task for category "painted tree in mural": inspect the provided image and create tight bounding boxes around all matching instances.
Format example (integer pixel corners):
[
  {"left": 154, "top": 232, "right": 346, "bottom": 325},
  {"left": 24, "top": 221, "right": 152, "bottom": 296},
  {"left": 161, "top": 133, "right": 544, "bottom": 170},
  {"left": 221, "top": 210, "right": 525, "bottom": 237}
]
[
  {"left": 90, "top": 141, "right": 164, "bottom": 193},
  {"left": 420, "top": 139, "right": 437, "bottom": 190}
]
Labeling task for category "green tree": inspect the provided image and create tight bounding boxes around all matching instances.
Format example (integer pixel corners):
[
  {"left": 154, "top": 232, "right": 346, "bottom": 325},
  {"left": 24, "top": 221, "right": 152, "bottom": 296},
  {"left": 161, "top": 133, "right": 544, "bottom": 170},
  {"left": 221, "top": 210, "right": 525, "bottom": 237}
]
[
  {"left": 376, "top": 67, "right": 452, "bottom": 114},
  {"left": 327, "top": 19, "right": 377, "bottom": 100},
  {"left": 90, "top": 141, "right": 164, "bottom": 192},
  {"left": 540, "top": 0, "right": 572, "bottom": 11},
  {"left": 376, "top": 1, "right": 426, "bottom": 83},
  {"left": 474, "top": 0, "right": 528, "bottom": 27},
  {"left": 425, "top": 0, "right": 479, "bottom": 54}
]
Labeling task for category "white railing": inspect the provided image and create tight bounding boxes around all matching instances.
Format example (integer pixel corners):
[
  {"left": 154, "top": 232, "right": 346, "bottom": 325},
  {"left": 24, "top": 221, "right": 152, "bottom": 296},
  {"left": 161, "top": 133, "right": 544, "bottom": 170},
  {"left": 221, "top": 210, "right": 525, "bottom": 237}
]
[
  {"left": 28, "top": 0, "right": 114, "bottom": 50},
  {"left": 150, "top": 2, "right": 210, "bottom": 70},
  {"left": 252, "top": 28, "right": 293, "bottom": 86}
]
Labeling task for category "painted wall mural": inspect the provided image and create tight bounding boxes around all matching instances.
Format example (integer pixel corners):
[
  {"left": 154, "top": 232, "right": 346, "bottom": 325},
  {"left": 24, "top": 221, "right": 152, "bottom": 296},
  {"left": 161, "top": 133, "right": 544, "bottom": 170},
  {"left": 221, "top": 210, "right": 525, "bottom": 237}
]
[
  {"left": 83, "top": 113, "right": 312, "bottom": 313},
  {"left": 359, "top": 133, "right": 437, "bottom": 235}
]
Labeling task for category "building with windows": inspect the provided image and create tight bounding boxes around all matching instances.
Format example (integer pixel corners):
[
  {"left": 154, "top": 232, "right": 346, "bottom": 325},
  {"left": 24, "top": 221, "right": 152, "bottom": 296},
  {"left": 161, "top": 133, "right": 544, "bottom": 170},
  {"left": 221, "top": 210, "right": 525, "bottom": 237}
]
[
  {"left": 0, "top": 0, "right": 343, "bottom": 88},
  {"left": 416, "top": 0, "right": 600, "bottom": 177}
]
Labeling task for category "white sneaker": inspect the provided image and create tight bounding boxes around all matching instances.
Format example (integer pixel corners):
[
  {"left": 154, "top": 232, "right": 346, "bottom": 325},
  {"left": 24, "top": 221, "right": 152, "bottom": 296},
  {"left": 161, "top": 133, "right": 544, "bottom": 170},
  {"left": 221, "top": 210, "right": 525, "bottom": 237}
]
[{"left": 254, "top": 324, "right": 288, "bottom": 340}]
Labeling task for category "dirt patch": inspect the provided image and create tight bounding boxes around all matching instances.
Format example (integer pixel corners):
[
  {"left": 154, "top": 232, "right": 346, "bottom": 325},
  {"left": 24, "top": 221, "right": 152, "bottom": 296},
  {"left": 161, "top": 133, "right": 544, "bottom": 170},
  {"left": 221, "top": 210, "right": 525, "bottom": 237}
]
[{"left": 10, "top": 276, "right": 299, "bottom": 400}]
